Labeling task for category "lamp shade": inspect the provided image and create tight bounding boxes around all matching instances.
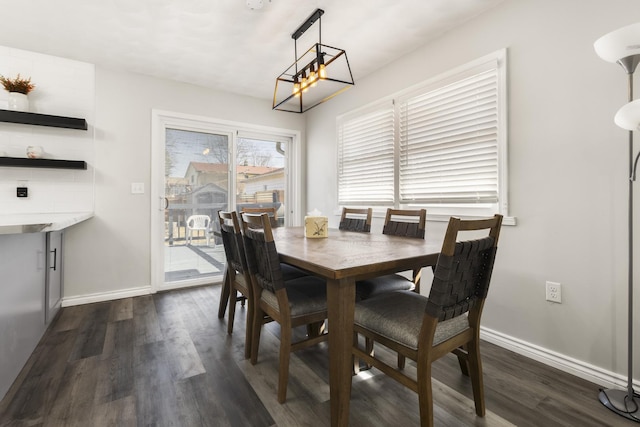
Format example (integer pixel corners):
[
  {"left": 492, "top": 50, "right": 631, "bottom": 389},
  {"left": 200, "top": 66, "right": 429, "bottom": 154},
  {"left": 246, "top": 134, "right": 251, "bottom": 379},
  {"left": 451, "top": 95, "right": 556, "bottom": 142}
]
[
  {"left": 594, "top": 22, "right": 640, "bottom": 63},
  {"left": 614, "top": 99, "right": 640, "bottom": 131}
]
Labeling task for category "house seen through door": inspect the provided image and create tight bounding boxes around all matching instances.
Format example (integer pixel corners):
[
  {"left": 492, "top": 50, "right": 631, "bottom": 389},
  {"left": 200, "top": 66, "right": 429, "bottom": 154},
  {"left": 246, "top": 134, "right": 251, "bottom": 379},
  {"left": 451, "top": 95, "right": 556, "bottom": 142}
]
[{"left": 163, "top": 127, "right": 289, "bottom": 287}]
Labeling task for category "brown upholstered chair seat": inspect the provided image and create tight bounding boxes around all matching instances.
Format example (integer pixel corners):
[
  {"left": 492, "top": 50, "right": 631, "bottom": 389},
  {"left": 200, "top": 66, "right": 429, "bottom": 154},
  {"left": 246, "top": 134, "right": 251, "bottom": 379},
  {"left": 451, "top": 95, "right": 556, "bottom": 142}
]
[
  {"left": 356, "top": 274, "right": 415, "bottom": 301},
  {"left": 355, "top": 290, "right": 469, "bottom": 349},
  {"left": 281, "top": 263, "right": 309, "bottom": 281},
  {"left": 260, "top": 276, "right": 328, "bottom": 317}
]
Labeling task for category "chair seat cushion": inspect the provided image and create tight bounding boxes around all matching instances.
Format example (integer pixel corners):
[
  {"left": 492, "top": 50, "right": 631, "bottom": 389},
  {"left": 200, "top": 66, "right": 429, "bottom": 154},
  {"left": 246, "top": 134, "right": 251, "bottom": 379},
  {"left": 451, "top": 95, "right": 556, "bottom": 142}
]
[
  {"left": 354, "top": 291, "right": 469, "bottom": 350},
  {"left": 261, "top": 276, "right": 327, "bottom": 318},
  {"left": 281, "top": 263, "right": 309, "bottom": 281},
  {"left": 356, "top": 274, "right": 415, "bottom": 300}
]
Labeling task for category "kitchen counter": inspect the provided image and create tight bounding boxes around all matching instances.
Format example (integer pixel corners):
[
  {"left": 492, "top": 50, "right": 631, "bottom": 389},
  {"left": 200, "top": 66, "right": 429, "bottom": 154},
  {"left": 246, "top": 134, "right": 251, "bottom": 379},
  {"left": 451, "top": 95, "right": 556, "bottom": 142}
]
[{"left": 0, "top": 212, "right": 94, "bottom": 235}]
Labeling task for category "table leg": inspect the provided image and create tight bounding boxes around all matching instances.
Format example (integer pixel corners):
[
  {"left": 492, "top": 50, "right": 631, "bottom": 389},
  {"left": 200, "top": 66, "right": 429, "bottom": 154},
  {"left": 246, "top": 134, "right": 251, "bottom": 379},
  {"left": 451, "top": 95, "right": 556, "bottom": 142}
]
[
  {"left": 326, "top": 278, "right": 355, "bottom": 427},
  {"left": 217, "top": 267, "right": 230, "bottom": 319}
]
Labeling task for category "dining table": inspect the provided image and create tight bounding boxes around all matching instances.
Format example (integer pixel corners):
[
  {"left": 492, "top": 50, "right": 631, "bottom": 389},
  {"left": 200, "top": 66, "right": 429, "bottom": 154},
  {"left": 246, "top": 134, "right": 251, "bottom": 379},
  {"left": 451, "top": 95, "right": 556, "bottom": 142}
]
[{"left": 218, "top": 226, "right": 441, "bottom": 426}]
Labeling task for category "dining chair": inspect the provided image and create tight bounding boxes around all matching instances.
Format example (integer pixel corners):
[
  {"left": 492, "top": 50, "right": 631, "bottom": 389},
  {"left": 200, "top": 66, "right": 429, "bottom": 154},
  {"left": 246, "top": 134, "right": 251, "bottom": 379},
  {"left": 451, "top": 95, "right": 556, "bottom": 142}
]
[
  {"left": 352, "top": 214, "right": 503, "bottom": 427},
  {"left": 241, "top": 212, "right": 329, "bottom": 403},
  {"left": 339, "top": 207, "right": 372, "bottom": 232},
  {"left": 241, "top": 206, "right": 279, "bottom": 228},
  {"left": 186, "top": 214, "right": 211, "bottom": 246},
  {"left": 217, "top": 211, "right": 308, "bottom": 348},
  {"left": 355, "top": 208, "right": 427, "bottom": 300},
  {"left": 217, "top": 210, "right": 253, "bottom": 359}
]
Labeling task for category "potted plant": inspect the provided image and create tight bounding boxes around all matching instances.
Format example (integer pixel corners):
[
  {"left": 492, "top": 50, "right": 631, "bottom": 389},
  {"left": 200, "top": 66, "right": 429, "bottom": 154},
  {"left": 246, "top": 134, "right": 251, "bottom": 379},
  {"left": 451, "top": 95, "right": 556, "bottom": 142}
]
[{"left": 0, "top": 74, "right": 35, "bottom": 112}]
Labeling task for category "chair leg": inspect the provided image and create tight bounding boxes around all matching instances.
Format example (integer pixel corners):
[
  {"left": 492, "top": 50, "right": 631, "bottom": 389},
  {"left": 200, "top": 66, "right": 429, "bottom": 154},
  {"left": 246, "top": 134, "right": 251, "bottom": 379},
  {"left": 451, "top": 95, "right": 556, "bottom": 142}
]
[
  {"left": 398, "top": 354, "right": 406, "bottom": 370},
  {"left": 244, "top": 294, "right": 253, "bottom": 360},
  {"left": 228, "top": 289, "right": 237, "bottom": 335},
  {"left": 467, "top": 339, "right": 486, "bottom": 416},
  {"left": 417, "top": 361, "right": 434, "bottom": 427},
  {"left": 456, "top": 344, "right": 470, "bottom": 377},
  {"left": 250, "top": 306, "right": 264, "bottom": 365},
  {"left": 217, "top": 269, "right": 231, "bottom": 319},
  {"left": 353, "top": 332, "right": 360, "bottom": 375},
  {"left": 306, "top": 320, "right": 325, "bottom": 337},
  {"left": 365, "top": 337, "right": 374, "bottom": 369},
  {"left": 278, "top": 324, "right": 292, "bottom": 403}
]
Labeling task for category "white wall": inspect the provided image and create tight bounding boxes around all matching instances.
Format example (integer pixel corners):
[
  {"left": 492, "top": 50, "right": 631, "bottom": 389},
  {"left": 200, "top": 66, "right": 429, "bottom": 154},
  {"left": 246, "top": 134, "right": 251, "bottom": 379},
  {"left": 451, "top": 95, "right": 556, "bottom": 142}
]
[
  {"left": 63, "top": 67, "right": 305, "bottom": 299},
  {"left": 0, "top": 47, "right": 95, "bottom": 214},
  {"left": 305, "top": 0, "right": 640, "bottom": 387}
]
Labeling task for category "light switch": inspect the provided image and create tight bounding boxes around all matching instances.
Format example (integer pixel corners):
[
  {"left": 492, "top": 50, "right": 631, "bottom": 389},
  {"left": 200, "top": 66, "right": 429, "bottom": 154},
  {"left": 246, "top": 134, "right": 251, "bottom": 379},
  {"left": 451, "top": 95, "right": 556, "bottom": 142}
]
[{"left": 131, "top": 182, "right": 145, "bottom": 194}]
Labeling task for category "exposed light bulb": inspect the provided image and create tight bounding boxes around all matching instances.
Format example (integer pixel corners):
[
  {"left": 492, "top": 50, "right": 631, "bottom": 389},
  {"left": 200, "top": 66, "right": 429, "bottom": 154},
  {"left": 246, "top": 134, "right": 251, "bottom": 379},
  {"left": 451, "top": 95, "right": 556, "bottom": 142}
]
[
  {"left": 292, "top": 79, "right": 301, "bottom": 97},
  {"left": 318, "top": 63, "right": 327, "bottom": 79},
  {"left": 308, "top": 64, "right": 317, "bottom": 86}
]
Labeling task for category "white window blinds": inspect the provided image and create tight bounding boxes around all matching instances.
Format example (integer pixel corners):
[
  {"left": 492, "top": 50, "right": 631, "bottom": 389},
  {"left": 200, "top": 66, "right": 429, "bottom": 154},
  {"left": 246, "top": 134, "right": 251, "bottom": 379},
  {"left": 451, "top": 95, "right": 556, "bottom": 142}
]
[
  {"left": 336, "top": 50, "right": 507, "bottom": 218},
  {"left": 338, "top": 102, "right": 395, "bottom": 204},
  {"left": 398, "top": 64, "right": 499, "bottom": 204}
]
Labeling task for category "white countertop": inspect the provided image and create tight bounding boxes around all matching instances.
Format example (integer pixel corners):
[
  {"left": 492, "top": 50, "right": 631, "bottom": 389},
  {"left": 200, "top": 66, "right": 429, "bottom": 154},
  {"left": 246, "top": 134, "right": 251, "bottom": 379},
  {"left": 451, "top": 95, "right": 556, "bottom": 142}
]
[{"left": 0, "top": 212, "right": 94, "bottom": 234}]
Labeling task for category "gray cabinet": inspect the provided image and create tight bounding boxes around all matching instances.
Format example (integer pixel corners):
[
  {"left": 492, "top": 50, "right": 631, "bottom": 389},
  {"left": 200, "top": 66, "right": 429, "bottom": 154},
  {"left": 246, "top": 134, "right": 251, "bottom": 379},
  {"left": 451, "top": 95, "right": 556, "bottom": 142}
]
[
  {"left": 45, "top": 231, "right": 63, "bottom": 324},
  {"left": 0, "top": 233, "right": 47, "bottom": 400}
]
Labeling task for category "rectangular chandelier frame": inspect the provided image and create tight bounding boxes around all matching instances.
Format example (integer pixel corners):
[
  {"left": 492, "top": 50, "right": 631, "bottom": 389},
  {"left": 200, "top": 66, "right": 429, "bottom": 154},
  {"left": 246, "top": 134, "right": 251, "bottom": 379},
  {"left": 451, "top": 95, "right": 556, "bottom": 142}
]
[{"left": 273, "top": 9, "right": 354, "bottom": 113}]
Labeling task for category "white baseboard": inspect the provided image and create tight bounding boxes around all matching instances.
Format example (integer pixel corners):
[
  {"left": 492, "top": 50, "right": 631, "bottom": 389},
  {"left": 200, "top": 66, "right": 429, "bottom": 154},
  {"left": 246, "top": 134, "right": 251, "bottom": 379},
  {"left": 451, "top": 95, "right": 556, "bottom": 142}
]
[
  {"left": 480, "top": 326, "right": 639, "bottom": 392},
  {"left": 61, "top": 285, "right": 152, "bottom": 307},
  {"left": 156, "top": 276, "right": 223, "bottom": 292}
]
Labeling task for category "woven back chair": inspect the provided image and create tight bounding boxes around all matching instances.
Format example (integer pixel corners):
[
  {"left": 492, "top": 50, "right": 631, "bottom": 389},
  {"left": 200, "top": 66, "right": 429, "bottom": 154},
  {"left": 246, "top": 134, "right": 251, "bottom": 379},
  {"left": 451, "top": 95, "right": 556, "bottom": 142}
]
[
  {"left": 356, "top": 208, "right": 427, "bottom": 301},
  {"left": 339, "top": 207, "right": 372, "bottom": 232},
  {"left": 241, "top": 212, "right": 329, "bottom": 403},
  {"left": 382, "top": 208, "right": 426, "bottom": 239},
  {"left": 218, "top": 210, "right": 253, "bottom": 358},
  {"left": 241, "top": 206, "right": 279, "bottom": 228},
  {"left": 352, "top": 214, "right": 502, "bottom": 427}
]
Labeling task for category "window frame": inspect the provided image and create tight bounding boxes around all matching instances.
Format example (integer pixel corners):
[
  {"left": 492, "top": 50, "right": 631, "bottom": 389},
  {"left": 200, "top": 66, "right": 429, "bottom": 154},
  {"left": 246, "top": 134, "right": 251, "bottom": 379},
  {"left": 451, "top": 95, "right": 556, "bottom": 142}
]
[{"left": 337, "top": 49, "right": 512, "bottom": 224}]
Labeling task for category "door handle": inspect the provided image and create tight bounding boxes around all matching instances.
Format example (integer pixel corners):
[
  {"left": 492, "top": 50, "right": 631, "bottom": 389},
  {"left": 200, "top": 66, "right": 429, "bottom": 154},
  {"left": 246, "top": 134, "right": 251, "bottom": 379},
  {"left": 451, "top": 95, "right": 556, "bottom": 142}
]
[
  {"left": 160, "top": 196, "right": 169, "bottom": 211},
  {"left": 50, "top": 248, "right": 57, "bottom": 271}
]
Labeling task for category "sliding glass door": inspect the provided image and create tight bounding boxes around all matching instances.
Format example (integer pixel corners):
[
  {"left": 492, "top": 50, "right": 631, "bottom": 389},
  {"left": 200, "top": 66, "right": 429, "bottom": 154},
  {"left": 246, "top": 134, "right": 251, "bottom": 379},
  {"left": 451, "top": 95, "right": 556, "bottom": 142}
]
[
  {"left": 164, "top": 128, "right": 230, "bottom": 284},
  {"left": 151, "top": 111, "right": 300, "bottom": 292},
  {"left": 235, "top": 136, "right": 288, "bottom": 226}
]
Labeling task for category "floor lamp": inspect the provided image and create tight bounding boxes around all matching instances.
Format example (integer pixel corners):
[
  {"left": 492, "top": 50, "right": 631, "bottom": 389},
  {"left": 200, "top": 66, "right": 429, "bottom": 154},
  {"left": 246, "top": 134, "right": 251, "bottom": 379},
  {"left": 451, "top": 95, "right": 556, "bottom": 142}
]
[{"left": 594, "top": 22, "right": 640, "bottom": 423}]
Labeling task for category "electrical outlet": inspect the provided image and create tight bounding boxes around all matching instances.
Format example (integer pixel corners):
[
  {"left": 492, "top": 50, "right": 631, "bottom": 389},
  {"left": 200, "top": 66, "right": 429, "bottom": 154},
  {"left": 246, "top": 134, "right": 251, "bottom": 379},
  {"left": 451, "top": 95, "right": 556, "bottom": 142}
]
[{"left": 546, "top": 281, "right": 562, "bottom": 303}]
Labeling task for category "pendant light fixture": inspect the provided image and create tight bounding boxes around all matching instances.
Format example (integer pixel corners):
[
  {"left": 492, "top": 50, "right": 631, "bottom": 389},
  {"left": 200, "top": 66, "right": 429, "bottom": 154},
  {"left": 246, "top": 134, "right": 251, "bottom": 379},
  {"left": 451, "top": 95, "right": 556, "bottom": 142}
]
[{"left": 273, "top": 9, "right": 354, "bottom": 113}]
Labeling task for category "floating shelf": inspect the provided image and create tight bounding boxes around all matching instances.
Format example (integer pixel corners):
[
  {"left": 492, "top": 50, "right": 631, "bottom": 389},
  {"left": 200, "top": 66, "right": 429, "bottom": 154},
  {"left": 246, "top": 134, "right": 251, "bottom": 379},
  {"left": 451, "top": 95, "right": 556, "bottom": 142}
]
[
  {"left": 0, "top": 109, "right": 87, "bottom": 130},
  {"left": 0, "top": 157, "right": 87, "bottom": 170}
]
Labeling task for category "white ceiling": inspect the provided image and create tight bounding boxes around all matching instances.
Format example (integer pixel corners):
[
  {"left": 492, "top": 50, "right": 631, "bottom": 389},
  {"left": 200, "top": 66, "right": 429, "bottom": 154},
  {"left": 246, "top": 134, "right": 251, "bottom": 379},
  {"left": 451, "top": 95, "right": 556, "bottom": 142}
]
[{"left": 0, "top": 0, "right": 505, "bottom": 101}]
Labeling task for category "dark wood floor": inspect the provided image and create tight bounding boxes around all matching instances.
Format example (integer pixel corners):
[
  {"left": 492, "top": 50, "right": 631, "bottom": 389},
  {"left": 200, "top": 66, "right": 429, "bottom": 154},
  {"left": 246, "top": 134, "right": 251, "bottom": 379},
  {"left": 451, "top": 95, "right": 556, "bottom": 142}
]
[{"left": 0, "top": 284, "right": 634, "bottom": 426}]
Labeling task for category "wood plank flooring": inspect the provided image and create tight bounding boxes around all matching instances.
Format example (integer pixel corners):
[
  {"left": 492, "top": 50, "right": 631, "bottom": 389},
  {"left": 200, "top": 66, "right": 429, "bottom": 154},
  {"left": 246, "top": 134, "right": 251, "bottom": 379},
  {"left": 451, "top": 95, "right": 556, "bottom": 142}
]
[{"left": 0, "top": 284, "right": 635, "bottom": 426}]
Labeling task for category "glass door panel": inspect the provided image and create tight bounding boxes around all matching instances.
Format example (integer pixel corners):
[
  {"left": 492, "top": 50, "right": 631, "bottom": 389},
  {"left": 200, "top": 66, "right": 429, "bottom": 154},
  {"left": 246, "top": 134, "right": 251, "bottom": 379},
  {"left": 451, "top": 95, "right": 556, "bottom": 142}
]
[
  {"left": 164, "top": 128, "right": 229, "bottom": 285},
  {"left": 236, "top": 137, "right": 287, "bottom": 226}
]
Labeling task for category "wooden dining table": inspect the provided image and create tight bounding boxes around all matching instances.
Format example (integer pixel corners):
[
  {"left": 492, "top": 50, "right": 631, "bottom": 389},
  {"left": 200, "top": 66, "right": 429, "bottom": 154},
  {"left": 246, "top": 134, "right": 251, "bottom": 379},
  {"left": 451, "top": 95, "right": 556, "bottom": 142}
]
[{"left": 218, "top": 227, "right": 441, "bottom": 426}]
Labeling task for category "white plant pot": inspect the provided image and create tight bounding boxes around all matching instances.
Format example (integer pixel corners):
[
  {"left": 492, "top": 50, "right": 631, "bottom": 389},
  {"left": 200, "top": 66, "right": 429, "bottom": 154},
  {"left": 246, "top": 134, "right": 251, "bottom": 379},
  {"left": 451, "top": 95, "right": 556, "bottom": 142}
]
[{"left": 7, "top": 92, "right": 29, "bottom": 112}]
